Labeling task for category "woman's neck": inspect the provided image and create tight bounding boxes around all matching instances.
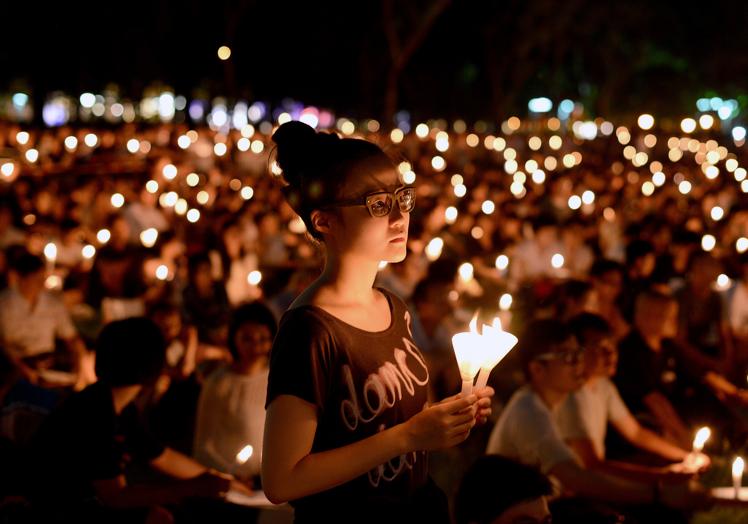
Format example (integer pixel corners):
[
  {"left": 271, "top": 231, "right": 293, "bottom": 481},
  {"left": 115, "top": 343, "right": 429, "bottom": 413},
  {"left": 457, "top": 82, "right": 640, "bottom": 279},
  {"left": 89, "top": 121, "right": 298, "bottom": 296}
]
[{"left": 317, "top": 251, "right": 380, "bottom": 305}]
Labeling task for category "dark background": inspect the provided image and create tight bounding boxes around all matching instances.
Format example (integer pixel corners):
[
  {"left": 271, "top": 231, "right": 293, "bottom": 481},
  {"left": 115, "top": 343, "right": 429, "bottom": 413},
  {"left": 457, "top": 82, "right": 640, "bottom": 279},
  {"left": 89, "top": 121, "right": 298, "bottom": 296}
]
[{"left": 4, "top": 0, "right": 748, "bottom": 122}]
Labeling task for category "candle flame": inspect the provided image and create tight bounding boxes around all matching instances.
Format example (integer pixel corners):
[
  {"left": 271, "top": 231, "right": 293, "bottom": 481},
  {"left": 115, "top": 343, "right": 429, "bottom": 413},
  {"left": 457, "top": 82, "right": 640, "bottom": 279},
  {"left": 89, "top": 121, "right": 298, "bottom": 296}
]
[
  {"left": 693, "top": 426, "right": 711, "bottom": 451},
  {"left": 236, "top": 445, "right": 253, "bottom": 464},
  {"left": 734, "top": 457, "right": 745, "bottom": 477}
]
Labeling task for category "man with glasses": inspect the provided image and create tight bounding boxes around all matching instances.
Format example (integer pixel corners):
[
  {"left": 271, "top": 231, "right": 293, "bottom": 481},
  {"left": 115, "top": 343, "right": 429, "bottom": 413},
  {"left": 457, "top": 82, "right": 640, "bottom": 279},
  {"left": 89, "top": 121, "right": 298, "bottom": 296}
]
[
  {"left": 486, "top": 318, "right": 707, "bottom": 521},
  {"left": 557, "top": 313, "right": 701, "bottom": 480}
]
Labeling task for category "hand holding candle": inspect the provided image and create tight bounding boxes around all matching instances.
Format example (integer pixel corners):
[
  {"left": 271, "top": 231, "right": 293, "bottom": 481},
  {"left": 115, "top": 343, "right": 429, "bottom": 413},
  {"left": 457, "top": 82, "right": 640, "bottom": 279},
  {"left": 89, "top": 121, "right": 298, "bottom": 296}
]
[
  {"left": 452, "top": 312, "right": 519, "bottom": 396},
  {"left": 682, "top": 426, "right": 711, "bottom": 473}
]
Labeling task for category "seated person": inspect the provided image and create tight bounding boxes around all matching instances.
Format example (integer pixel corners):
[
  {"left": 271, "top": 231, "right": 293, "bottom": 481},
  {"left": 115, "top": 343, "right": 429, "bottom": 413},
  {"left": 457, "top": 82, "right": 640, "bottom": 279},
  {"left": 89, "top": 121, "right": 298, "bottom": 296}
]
[
  {"left": 0, "top": 251, "right": 92, "bottom": 389},
  {"left": 193, "top": 301, "right": 276, "bottom": 487},
  {"left": 558, "top": 313, "right": 704, "bottom": 479},
  {"left": 455, "top": 455, "right": 552, "bottom": 524},
  {"left": 486, "top": 318, "right": 705, "bottom": 513},
  {"left": 615, "top": 290, "right": 743, "bottom": 449},
  {"left": 31, "top": 317, "right": 248, "bottom": 523}
]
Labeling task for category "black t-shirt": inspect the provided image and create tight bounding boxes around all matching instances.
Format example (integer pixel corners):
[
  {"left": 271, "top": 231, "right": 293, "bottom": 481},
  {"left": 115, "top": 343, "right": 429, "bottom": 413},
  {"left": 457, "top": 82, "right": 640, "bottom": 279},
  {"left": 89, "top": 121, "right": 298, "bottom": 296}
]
[
  {"left": 266, "top": 287, "right": 444, "bottom": 522},
  {"left": 32, "top": 382, "right": 165, "bottom": 503},
  {"left": 614, "top": 330, "right": 683, "bottom": 414}
]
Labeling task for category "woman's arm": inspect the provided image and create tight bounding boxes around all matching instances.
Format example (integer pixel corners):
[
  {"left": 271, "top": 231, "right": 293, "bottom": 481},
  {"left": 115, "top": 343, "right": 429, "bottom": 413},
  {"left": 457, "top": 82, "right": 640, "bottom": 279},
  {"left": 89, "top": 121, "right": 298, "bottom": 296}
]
[
  {"left": 612, "top": 414, "right": 688, "bottom": 462},
  {"left": 262, "top": 393, "right": 477, "bottom": 504}
]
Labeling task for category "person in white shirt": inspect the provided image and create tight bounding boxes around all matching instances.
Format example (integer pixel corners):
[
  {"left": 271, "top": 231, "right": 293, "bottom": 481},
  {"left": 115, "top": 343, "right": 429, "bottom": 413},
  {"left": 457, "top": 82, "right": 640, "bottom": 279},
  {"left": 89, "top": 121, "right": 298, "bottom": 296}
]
[
  {"left": 193, "top": 301, "right": 276, "bottom": 487},
  {"left": 486, "top": 318, "right": 706, "bottom": 512},
  {"left": 558, "top": 313, "right": 702, "bottom": 481},
  {"left": 0, "top": 252, "right": 92, "bottom": 388}
]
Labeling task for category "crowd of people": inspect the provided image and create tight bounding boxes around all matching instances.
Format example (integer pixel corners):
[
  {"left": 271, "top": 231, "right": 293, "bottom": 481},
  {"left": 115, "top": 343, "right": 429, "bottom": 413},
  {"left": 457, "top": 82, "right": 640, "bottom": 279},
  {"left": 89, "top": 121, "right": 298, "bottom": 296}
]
[{"left": 1, "top": 111, "right": 748, "bottom": 522}]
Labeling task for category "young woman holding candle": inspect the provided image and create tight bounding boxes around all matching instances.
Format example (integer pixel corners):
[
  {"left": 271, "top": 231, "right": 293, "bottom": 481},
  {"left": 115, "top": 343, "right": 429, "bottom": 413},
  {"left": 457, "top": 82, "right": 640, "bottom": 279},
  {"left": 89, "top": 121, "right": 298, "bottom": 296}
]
[{"left": 262, "top": 121, "right": 493, "bottom": 523}]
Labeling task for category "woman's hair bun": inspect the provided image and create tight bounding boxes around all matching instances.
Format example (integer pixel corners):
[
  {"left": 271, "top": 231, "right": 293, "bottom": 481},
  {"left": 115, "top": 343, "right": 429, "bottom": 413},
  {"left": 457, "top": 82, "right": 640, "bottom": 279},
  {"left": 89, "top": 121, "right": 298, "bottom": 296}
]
[
  {"left": 271, "top": 121, "right": 344, "bottom": 193},
  {"left": 271, "top": 121, "right": 318, "bottom": 182}
]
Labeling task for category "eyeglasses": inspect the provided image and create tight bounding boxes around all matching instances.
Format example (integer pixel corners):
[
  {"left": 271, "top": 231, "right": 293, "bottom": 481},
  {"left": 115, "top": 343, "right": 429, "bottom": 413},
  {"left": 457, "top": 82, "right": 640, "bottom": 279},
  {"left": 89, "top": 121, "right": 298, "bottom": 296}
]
[
  {"left": 535, "top": 347, "right": 585, "bottom": 366},
  {"left": 326, "top": 186, "right": 416, "bottom": 218}
]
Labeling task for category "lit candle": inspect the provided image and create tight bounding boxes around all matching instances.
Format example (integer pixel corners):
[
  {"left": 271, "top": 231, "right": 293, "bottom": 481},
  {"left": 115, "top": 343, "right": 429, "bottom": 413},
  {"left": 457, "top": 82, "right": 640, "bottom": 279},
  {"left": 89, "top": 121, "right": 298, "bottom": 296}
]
[
  {"left": 734, "top": 457, "right": 744, "bottom": 500},
  {"left": 43, "top": 242, "right": 57, "bottom": 270},
  {"left": 230, "top": 444, "right": 253, "bottom": 477},
  {"left": 475, "top": 317, "right": 518, "bottom": 389},
  {"left": 693, "top": 426, "right": 711, "bottom": 453},
  {"left": 451, "top": 314, "right": 484, "bottom": 397}
]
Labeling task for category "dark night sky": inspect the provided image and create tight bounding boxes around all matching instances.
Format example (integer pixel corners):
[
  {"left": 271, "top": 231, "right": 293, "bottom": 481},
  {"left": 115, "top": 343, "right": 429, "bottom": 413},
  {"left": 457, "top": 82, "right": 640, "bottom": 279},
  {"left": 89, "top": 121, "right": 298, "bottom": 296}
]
[{"left": 5, "top": 0, "right": 748, "bottom": 121}]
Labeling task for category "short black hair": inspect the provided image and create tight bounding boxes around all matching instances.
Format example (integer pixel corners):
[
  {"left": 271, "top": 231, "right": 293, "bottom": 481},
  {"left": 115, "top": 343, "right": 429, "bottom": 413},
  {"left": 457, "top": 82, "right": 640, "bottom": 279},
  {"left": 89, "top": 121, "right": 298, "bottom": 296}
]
[
  {"left": 95, "top": 317, "right": 166, "bottom": 387},
  {"left": 625, "top": 239, "right": 654, "bottom": 265},
  {"left": 518, "top": 318, "right": 574, "bottom": 378},
  {"left": 589, "top": 259, "right": 623, "bottom": 279},
  {"left": 227, "top": 301, "right": 278, "bottom": 360},
  {"left": 455, "top": 455, "right": 553, "bottom": 524},
  {"left": 568, "top": 313, "right": 611, "bottom": 346},
  {"left": 10, "top": 252, "right": 44, "bottom": 277}
]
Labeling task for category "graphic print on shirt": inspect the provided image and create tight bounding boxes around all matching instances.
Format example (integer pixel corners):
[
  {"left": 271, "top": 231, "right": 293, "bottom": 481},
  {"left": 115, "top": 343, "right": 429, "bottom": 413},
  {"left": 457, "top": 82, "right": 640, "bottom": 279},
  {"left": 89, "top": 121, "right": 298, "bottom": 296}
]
[{"left": 338, "top": 310, "right": 430, "bottom": 487}]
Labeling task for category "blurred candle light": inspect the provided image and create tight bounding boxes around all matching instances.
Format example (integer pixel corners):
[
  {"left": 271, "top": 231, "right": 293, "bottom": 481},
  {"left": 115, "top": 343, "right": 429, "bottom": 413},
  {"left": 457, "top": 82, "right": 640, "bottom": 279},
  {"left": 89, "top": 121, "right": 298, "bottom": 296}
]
[
  {"left": 737, "top": 237, "right": 748, "bottom": 253},
  {"left": 44, "top": 242, "right": 57, "bottom": 269},
  {"left": 1, "top": 162, "right": 14, "bottom": 178},
  {"left": 425, "top": 238, "right": 444, "bottom": 261},
  {"left": 445, "top": 206, "right": 458, "bottom": 224},
  {"left": 217, "top": 45, "right": 232, "bottom": 60},
  {"left": 458, "top": 262, "right": 474, "bottom": 282},
  {"left": 499, "top": 293, "right": 513, "bottom": 311},
  {"left": 140, "top": 228, "right": 158, "bottom": 248},
  {"left": 186, "top": 209, "right": 200, "bottom": 223},
  {"left": 693, "top": 426, "right": 711, "bottom": 453},
  {"left": 734, "top": 457, "right": 744, "bottom": 500},
  {"left": 96, "top": 229, "right": 111, "bottom": 244},
  {"left": 701, "top": 235, "right": 716, "bottom": 252},
  {"left": 495, "top": 254, "right": 509, "bottom": 271},
  {"left": 111, "top": 193, "right": 125, "bottom": 208},
  {"left": 247, "top": 270, "right": 262, "bottom": 286},
  {"left": 551, "top": 253, "right": 565, "bottom": 269},
  {"left": 155, "top": 264, "right": 169, "bottom": 281},
  {"left": 81, "top": 244, "right": 96, "bottom": 260}
]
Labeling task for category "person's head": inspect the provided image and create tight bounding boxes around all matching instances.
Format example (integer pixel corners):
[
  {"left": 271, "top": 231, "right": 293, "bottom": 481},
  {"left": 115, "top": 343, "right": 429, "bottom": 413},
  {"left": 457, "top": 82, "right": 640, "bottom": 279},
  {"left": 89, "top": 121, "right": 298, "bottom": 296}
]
[
  {"left": 272, "top": 121, "right": 413, "bottom": 264},
  {"left": 556, "top": 280, "right": 597, "bottom": 320},
  {"left": 633, "top": 290, "right": 678, "bottom": 339},
  {"left": 455, "top": 455, "right": 552, "bottom": 524},
  {"left": 187, "top": 253, "right": 213, "bottom": 293},
  {"left": 589, "top": 259, "right": 623, "bottom": 303},
  {"left": 568, "top": 313, "right": 617, "bottom": 378},
  {"left": 10, "top": 252, "right": 45, "bottom": 299},
  {"left": 95, "top": 317, "right": 166, "bottom": 387},
  {"left": 532, "top": 215, "right": 558, "bottom": 249},
  {"left": 519, "top": 318, "right": 585, "bottom": 394},
  {"left": 148, "top": 300, "right": 182, "bottom": 342},
  {"left": 625, "top": 239, "right": 655, "bottom": 279},
  {"left": 227, "top": 301, "right": 278, "bottom": 366}
]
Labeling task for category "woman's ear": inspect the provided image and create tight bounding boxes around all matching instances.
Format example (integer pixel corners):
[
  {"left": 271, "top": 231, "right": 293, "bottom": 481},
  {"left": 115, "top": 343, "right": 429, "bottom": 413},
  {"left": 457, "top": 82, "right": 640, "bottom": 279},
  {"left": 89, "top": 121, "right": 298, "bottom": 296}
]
[{"left": 310, "top": 209, "right": 334, "bottom": 236}]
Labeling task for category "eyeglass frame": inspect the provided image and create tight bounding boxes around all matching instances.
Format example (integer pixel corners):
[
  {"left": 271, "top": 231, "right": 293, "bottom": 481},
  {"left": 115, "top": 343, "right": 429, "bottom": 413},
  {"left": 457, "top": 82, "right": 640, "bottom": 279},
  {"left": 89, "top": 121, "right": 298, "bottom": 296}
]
[
  {"left": 322, "top": 186, "right": 416, "bottom": 218},
  {"left": 534, "top": 347, "right": 585, "bottom": 366}
]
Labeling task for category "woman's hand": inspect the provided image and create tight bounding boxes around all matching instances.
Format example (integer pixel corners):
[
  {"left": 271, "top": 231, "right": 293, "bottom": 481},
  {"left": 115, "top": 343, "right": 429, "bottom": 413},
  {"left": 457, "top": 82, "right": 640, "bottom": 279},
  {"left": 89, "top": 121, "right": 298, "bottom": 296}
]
[
  {"left": 473, "top": 386, "right": 495, "bottom": 424},
  {"left": 403, "top": 394, "right": 478, "bottom": 451}
]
